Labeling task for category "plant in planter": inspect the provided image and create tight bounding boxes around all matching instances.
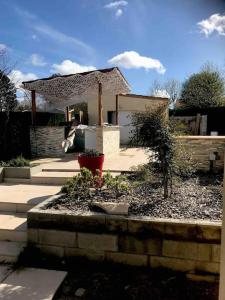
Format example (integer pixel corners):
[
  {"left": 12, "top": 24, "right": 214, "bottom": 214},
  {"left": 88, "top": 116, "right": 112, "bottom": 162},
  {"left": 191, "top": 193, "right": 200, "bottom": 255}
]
[
  {"left": 78, "top": 150, "right": 104, "bottom": 177},
  {"left": 0, "top": 155, "right": 41, "bottom": 179}
]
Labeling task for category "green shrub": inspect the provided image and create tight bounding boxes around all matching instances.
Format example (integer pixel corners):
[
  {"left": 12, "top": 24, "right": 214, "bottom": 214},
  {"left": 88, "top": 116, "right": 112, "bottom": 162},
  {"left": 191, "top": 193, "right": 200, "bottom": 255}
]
[
  {"left": 80, "top": 149, "right": 102, "bottom": 157},
  {"left": 0, "top": 155, "right": 30, "bottom": 167},
  {"left": 172, "top": 142, "right": 198, "bottom": 178},
  {"left": 130, "top": 164, "right": 155, "bottom": 182},
  {"left": 61, "top": 168, "right": 129, "bottom": 200}
]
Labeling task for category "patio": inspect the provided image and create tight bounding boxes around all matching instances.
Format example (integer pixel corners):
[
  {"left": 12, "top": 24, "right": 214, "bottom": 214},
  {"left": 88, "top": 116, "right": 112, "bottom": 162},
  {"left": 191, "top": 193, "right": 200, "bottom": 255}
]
[{"left": 31, "top": 147, "right": 149, "bottom": 173}]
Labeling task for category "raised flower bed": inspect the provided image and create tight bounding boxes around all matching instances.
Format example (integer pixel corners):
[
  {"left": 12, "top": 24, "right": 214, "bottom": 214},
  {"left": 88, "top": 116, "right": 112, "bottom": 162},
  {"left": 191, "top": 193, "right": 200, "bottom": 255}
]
[
  {"left": 0, "top": 156, "right": 41, "bottom": 179},
  {"left": 27, "top": 194, "right": 221, "bottom": 276},
  {"left": 27, "top": 169, "right": 222, "bottom": 278}
]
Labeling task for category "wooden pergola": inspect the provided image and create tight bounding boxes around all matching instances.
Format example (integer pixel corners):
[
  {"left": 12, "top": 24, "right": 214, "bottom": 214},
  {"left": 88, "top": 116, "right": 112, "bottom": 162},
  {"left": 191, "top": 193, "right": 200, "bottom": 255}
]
[{"left": 22, "top": 67, "right": 130, "bottom": 126}]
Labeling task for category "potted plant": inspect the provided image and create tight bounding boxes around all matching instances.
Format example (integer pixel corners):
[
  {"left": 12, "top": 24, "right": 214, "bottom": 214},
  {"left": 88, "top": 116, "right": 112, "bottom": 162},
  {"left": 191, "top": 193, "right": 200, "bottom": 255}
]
[{"left": 78, "top": 150, "right": 104, "bottom": 177}]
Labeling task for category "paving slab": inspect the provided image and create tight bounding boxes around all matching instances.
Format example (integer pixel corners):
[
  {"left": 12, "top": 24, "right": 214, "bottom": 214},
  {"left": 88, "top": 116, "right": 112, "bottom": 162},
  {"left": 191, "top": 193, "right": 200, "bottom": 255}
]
[
  {"left": 0, "top": 184, "right": 61, "bottom": 204},
  {"left": 0, "top": 266, "right": 11, "bottom": 283},
  {"left": 0, "top": 213, "right": 27, "bottom": 242},
  {"left": 0, "top": 268, "right": 67, "bottom": 299},
  {"left": 0, "top": 241, "right": 25, "bottom": 263}
]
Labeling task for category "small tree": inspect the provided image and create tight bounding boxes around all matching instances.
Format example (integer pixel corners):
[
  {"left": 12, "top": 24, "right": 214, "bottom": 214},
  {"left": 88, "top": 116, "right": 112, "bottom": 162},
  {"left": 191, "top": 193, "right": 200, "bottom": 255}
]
[
  {"left": 131, "top": 106, "right": 174, "bottom": 198},
  {"left": 0, "top": 70, "right": 17, "bottom": 113},
  {"left": 181, "top": 69, "right": 225, "bottom": 108},
  {"left": 150, "top": 78, "right": 181, "bottom": 106}
]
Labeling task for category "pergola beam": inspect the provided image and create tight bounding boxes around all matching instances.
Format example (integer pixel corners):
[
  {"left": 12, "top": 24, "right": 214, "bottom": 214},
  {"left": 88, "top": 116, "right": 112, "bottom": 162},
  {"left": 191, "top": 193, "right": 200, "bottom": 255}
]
[
  {"left": 98, "top": 82, "right": 103, "bottom": 126},
  {"left": 31, "top": 90, "right": 36, "bottom": 125},
  {"left": 66, "top": 106, "right": 69, "bottom": 122},
  {"left": 116, "top": 94, "right": 119, "bottom": 125}
]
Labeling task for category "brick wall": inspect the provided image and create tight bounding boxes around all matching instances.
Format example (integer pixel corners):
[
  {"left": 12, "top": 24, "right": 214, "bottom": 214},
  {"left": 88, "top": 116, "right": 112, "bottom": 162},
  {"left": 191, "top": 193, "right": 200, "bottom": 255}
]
[
  {"left": 30, "top": 126, "right": 65, "bottom": 157},
  {"left": 176, "top": 136, "right": 225, "bottom": 171},
  {"left": 28, "top": 196, "right": 221, "bottom": 276}
]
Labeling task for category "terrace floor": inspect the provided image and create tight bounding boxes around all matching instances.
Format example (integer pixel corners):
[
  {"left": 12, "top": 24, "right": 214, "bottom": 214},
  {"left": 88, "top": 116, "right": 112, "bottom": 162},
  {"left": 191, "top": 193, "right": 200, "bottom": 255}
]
[{"left": 32, "top": 147, "right": 149, "bottom": 173}]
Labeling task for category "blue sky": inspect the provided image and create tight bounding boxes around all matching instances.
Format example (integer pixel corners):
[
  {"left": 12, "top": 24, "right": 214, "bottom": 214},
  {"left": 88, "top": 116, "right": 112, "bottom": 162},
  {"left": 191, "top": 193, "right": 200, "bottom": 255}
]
[{"left": 0, "top": 0, "right": 225, "bottom": 95}]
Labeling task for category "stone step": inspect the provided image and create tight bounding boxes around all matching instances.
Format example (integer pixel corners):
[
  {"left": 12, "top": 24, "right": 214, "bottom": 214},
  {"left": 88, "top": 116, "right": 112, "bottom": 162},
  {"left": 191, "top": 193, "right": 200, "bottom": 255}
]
[
  {"left": 0, "top": 268, "right": 67, "bottom": 299},
  {"left": 3, "top": 178, "right": 31, "bottom": 184},
  {"left": 0, "top": 212, "right": 27, "bottom": 242},
  {"left": 0, "top": 183, "right": 61, "bottom": 213},
  {"left": 31, "top": 171, "right": 77, "bottom": 185},
  {"left": 0, "top": 241, "right": 26, "bottom": 263},
  {"left": 31, "top": 171, "right": 122, "bottom": 185}
]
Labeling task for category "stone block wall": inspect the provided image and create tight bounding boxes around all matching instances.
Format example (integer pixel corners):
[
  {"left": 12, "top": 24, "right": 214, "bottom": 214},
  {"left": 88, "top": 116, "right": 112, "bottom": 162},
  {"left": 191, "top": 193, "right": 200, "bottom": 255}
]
[
  {"left": 28, "top": 198, "right": 222, "bottom": 276},
  {"left": 30, "top": 126, "right": 65, "bottom": 157},
  {"left": 176, "top": 136, "right": 225, "bottom": 171},
  {"left": 96, "top": 126, "right": 120, "bottom": 155}
]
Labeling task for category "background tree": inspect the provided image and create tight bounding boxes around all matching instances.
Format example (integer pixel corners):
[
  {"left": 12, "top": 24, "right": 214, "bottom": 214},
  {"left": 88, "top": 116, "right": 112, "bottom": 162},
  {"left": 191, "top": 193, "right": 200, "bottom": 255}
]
[
  {"left": 150, "top": 78, "right": 181, "bottom": 107},
  {"left": 180, "top": 67, "right": 225, "bottom": 108},
  {"left": 0, "top": 70, "right": 17, "bottom": 112}
]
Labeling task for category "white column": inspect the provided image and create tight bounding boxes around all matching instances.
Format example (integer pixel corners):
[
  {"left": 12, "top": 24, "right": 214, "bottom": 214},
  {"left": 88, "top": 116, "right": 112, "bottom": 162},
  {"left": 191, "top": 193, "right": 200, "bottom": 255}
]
[{"left": 219, "top": 152, "right": 225, "bottom": 299}]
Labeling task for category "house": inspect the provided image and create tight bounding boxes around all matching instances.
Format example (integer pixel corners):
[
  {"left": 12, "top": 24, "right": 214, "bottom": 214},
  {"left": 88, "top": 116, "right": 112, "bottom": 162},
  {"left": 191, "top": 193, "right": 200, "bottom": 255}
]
[{"left": 87, "top": 93, "right": 168, "bottom": 144}]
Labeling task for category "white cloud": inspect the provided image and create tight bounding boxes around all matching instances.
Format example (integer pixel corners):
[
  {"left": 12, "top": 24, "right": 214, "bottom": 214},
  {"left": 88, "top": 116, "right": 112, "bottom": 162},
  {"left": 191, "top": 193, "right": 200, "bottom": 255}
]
[
  {"left": 108, "top": 51, "right": 166, "bottom": 74},
  {"left": 104, "top": 1, "right": 128, "bottom": 18},
  {"left": 198, "top": 13, "right": 225, "bottom": 37},
  {"left": 104, "top": 1, "right": 128, "bottom": 9},
  {"left": 32, "top": 34, "right": 38, "bottom": 40},
  {"left": 115, "top": 9, "right": 123, "bottom": 17},
  {"left": 8, "top": 70, "right": 37, "bottom": 88},
  {"left": 0, "top": 43, "right": 7, "bottom": 51},
  {"left": 30, "top": 53, "right": 47, "bottom": 67},
  {"left": 152, "top": 89, "right": 169, "bottom": 98},
  {"left": 51, "top": 60, "right": 96, "bottom": 75}
]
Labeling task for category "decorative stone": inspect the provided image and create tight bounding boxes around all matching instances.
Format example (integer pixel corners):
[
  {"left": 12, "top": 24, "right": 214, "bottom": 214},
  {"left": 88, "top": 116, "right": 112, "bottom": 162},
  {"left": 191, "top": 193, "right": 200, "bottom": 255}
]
[
  {"left": 91, "top": 202, "right": 129, "bottom": 216},
  {"left": 75, "top": 288, "right": 86, "bottom": 297}
]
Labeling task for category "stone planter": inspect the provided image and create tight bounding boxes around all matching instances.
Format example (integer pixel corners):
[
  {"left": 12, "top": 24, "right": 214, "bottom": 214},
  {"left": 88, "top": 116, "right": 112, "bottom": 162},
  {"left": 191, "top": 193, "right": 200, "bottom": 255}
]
[
  {"left": 4, "top": 164, "right": 41, "bottom": 179},
  {"left": 0, "top": 167, "right": 4, "bottom": 182},
  {"left": 27, "top": 194, "right": 221, "bottom": 278}
]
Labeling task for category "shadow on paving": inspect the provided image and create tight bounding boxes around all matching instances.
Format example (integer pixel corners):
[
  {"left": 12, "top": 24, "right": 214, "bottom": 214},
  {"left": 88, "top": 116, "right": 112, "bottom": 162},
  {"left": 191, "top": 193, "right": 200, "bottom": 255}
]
[{"left": 16, "top": 247, "right": 218, "bottom": 300}]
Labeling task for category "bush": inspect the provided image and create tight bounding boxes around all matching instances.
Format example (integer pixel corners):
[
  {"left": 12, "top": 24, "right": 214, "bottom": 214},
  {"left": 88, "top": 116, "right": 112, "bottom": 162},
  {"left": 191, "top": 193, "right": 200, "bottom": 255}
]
[
  {"left": 61, "top": 168, "right": 130, "bottom": 200},
  {"left": 172, "top": 142, "right": 198, "bottom": 178},
  {"left": 0, "top": 155, "right": 30, "bottom": 167},
  {"left": 130, "top": 164, "right": 155, "bottom": 182}
]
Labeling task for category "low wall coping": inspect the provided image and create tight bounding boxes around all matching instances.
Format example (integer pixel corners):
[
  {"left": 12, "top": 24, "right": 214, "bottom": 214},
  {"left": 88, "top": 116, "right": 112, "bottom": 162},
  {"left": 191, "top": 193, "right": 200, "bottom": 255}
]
[
  {"left": 30, "top": 126, "right": 65, "bottom": 128},
  {"left": 28, "top": 194, "right": 222, "bottom": 230},
  {"left": 176, "top": 136, "right": 225, "bottom": 140}
]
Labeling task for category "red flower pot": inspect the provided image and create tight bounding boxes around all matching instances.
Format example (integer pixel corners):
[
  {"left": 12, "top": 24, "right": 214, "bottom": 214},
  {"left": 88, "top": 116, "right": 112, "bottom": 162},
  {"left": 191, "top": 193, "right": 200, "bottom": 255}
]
[{"left": 78, "top": 153, "right": 104, "bottom": 177}]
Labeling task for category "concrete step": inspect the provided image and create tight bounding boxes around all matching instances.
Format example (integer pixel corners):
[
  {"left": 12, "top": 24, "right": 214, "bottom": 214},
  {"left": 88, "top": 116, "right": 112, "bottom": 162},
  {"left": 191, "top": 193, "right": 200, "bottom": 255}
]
[
  {"left": 0, "top": 212, "right": 27, "bottom": 242},
  {"left": 0, "top": 241, "right": 25, "bottom": 263},
  {"left": 0, "top": 183, "right": 61, "bottom": 213}
]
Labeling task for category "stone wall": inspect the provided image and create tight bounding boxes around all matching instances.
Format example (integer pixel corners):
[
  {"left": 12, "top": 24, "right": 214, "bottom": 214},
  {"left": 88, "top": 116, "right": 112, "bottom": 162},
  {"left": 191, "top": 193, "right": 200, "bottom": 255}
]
[
  {"left": 176, "top": 136, "right": 225, "bottom": 171},
  {"left": 30, "top": 126, "right": 65, "bottom": 157},
  {"left": 28, "top": 196, "right": 221, "bottom": 276},
  {"left": 96, "top": 126, "right": 120, "bottom": 156}
]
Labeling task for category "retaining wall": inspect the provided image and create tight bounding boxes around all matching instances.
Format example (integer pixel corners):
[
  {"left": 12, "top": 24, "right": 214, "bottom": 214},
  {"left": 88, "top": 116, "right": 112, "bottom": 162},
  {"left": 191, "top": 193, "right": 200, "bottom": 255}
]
[
  {"left": 176, "top": 136, "right": 225, "bottom": 171},
  {"left": 28, "top": 195, "right": 221, "bottom": 275}
]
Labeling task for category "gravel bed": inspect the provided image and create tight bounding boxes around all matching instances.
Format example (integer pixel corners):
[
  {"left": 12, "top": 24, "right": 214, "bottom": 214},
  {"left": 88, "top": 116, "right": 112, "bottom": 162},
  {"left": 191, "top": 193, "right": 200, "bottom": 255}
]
[{"left": 47, "top": 174, "right": 223, "bottom": 221}]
